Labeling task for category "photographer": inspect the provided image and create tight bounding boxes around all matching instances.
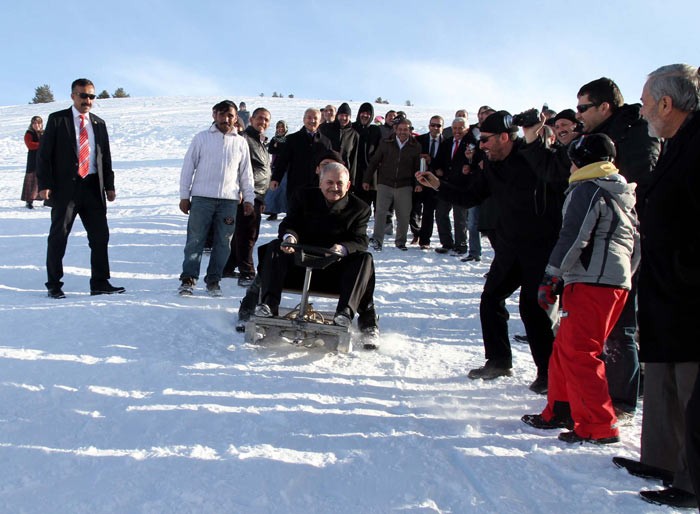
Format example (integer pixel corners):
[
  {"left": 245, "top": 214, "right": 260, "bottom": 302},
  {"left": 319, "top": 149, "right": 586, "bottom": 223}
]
[
  {"left": 519, "top": 108, "right": 579, "bottom": 209},
  {"left": 416, "top": 111, "right": 568, "bottom": 393}
]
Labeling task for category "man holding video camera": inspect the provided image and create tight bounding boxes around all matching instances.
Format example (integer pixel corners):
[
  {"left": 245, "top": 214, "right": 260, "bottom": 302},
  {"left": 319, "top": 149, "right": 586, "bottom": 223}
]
[{"left": 416, "top": 111, "right": 568, "bottom": 393}]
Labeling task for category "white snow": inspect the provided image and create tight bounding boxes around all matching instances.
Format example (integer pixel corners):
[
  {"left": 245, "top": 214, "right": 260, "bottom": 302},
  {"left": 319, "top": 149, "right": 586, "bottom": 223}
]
[{"left": 0, "top": 97, "right": 678, "bottom": 512}]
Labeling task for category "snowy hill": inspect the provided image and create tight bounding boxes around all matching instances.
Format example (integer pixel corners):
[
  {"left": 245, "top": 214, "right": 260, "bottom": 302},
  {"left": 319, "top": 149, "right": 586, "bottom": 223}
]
[{"left": 0, "top": 96, "right": 675, "bottom": 513}]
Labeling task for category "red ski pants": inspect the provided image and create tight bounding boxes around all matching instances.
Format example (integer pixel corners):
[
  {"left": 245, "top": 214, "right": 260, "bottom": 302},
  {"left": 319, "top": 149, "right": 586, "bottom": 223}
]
[{"left": 542, "top": 283, "right": 628, "bottom": 439}]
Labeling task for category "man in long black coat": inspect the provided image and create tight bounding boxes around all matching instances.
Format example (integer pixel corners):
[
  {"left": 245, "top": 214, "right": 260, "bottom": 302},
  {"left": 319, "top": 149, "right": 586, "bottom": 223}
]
[
  {"left": 269, "top": 108, "right": 331, "bottom": 203},
  {"left": 613, "top": 64, "right": 700, "bottom": 509}
]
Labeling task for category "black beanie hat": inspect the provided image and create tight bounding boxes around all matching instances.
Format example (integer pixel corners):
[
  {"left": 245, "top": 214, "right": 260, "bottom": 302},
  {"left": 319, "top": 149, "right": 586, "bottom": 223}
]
[
  {"left": 480, "top": 110, "right": 517, "bottom": 134},
  {"left": 337, "top": 102, "right": 351, "bottom": 116},
  {"left": 315, "top": 149, "right": 345, "bottom": 169},
  {"left": 552, "top": 109, "right": 578, "bottom": 124},
  {"left": 568, "top": 134, "right": 616, "bottom": 168}
]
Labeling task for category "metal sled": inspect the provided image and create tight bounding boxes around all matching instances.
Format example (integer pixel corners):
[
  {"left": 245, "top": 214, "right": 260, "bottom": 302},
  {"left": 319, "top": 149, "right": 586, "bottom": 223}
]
[{"left": 244, "top": 243, "right": 352, "bottom": 353}]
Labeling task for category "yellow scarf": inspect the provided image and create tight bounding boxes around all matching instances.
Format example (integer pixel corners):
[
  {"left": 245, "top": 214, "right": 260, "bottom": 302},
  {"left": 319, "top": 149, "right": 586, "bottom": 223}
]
[{"left": 569, "top": 161, "right": 619, "bottom": 184}]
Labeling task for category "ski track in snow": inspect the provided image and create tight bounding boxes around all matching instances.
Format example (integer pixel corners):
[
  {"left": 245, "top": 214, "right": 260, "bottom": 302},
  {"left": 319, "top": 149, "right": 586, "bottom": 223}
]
[{"left": 0, "top": 97, "right": 672, "bottom": 513}]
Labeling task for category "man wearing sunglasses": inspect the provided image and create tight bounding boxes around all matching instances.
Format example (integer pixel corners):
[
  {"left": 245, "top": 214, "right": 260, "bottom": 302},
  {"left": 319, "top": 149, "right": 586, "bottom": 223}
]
[
  {"left": 416, "top": 111, "right": 567, "bottom": 393},
  {"left": 37, "top": 78, "right": 124, "bottom": 299},
  {"left": 575, "top": 77, "right": 661, "bottom": 425}
]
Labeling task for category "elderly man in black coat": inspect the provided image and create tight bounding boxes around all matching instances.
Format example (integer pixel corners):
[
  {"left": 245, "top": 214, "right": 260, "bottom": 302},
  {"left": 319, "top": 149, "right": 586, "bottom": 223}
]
[
  {"left": 254, "top": 162, "right": 379, "bottom": 345},
  {"left": 612, "top": 63, "right": 700, "bottom": 509}
]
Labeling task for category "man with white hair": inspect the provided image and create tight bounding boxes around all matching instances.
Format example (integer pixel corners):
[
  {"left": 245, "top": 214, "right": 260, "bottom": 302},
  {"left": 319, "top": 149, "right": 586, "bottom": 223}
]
[
  {"left": 255, "top": 162, "right": 380, "bottom": 348},
  {"left": 270, "top": 108, "right": 332, "bottom": 202},
  {"left": 613, "top": 63, "right": 700, "bottom": 509}
]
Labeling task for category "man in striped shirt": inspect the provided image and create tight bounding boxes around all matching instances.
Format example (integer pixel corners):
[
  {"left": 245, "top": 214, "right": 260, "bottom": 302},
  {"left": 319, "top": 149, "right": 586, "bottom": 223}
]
[{"left": 178, "top": 100, "right": 255, "bottom": 297}]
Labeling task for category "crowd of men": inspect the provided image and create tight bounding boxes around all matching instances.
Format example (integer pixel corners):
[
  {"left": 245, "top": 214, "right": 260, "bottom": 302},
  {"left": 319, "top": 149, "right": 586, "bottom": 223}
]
[{"left": 35, "top": 64, "right": 700, "bottom": 509}]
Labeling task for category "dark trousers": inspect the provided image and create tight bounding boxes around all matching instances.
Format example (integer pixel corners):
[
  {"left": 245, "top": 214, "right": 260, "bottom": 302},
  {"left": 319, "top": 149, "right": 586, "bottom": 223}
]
[
  {"left": 354, "top": 185, "right": 376, "bottom": 213},
  {"left": 410, "top": 188, "right": 437, "bottom": 246},
  {"left": 603, "top": 272, "right": 640, "bottom": 413},
  {"left": 258, "top": 240, "right": 375, "bottom": 317},
  {"left": 686, "top": 365, "right": 700, "bottom": 500},
  {"left": 479, "top": 246, "right": 555, "bottom": 376},
  {"left": 225, "top": 198, "right": 264, "bottom": 276},
  {"left": 46, "top": 175, "right": 110, "bottom": 289},
  {"left": 642, "top": 363, "right": 699, "bottom": 494},
  {"left": 435, "top": 198, "right": 467, "bottom": 249}
]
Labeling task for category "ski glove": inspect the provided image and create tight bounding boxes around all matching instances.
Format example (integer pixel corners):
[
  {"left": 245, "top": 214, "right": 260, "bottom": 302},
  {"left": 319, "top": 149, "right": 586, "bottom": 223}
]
[{"left": 538, "top": 273, "right": 563, "bottom": 310}]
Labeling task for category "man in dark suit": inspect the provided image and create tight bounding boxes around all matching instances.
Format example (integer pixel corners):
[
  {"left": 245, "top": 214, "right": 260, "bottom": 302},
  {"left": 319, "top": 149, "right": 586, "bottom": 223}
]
[
  {"left": 255, "top": 162, "right": 379, "bottom": 346},
  {"left": 37, "top": 78, "right": 124, "bottom": 299},
  {"left": 413, "top": 115, "right": 445, "bottom": 249},
  {"left": 269, "top": 107, "right": 332, "bottom": 203},
  {"left": 433, "top": 117, "right": 477, "bottom": 255}
]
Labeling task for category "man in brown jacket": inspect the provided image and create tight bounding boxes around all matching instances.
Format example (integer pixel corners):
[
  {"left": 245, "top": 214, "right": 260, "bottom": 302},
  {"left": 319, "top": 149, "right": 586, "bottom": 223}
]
[{"left": 362, "top": 118, "right": 421, "bottom": 251}]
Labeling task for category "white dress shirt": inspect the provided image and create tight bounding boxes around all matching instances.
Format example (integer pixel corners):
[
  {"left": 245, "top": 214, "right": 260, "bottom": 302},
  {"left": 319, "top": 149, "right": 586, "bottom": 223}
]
[{"left": 72, "top": 106, "right": 97, "bottom": 175}]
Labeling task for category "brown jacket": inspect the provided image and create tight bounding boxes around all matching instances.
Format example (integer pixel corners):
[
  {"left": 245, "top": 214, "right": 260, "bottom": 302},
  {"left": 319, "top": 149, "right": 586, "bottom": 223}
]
[{"left": 363, "top": 136, "right": 421, "bottom": 189}]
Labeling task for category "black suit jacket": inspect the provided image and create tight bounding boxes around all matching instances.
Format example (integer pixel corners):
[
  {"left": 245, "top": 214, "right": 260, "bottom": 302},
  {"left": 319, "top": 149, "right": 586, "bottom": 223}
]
[
  {"left": 279, "top": 187, "right": 370, "bottom": 254},
  {"left": 416, "top": 133, "right": 444, "bottom": 172},
  {"left": 434, "top": 135, "right": 473, "bottom": 185},
  {"left": 271, "top": 128, "right": 332, "bottom": 199},
  {"left": 37, "top": 107, "right": 114, "bottom": 206}
]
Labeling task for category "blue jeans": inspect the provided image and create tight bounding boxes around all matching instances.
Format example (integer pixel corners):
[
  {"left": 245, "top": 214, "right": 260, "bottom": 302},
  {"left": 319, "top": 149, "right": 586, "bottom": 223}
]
[
  {"left": 180, "top": 196, "right": 238, "bottom": 285},
  {"left": 467, "top": 206, "right": 481, "bottom": 258}
]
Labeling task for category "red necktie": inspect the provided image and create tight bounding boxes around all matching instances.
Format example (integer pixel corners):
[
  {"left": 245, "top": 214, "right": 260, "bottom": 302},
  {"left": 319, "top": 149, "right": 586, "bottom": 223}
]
[
  {"left": 78, "top": 114, "right": 90, "bottom": 178},
  {"left": 452, "top": 139, "right": 460, "bottom": 159}
]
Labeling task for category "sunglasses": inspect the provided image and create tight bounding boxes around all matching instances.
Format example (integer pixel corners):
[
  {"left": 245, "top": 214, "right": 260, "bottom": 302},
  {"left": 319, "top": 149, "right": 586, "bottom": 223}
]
[
  {"left": 429, "top": 123, "right": 442, "bottom": 128},
  {"left": 479, "top": 133, "right": 499, "bottom": 143},
  {"left": 576, "top": 102, "right": 599, "bottom": 113},
  {"left": 76, "top": 92, "right": 97, "bottom": 100}
]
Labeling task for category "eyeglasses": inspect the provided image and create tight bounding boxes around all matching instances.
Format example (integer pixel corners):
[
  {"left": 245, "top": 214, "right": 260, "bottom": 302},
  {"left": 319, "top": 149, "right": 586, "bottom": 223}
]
[
  {"left": 429, "top": 123, "right": 442, "bottom": 128},
  {"left": 76, "top": 92, "right": 97, "bottom": 100},
  {"left": 479, "top": 133, "right": 499, "bottom": 143},
  {"left": 576, "top": 102, "right": 599, "bottom": 114}
]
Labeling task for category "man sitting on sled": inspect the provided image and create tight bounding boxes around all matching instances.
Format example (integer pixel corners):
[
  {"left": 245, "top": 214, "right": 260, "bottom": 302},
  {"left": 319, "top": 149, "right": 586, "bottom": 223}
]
[{"left": 239, "top": 161, "right": 380, "bottom": 349}]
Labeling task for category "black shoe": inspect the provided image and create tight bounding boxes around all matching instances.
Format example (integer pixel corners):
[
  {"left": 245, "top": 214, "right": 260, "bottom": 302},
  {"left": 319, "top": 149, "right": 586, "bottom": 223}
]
[
  {"left": 612, "top": 457, "right": 674, "bottom": 484},
  {"left": 450, "top": 246, "right": 468, "bottom": 256},
  {"left": 528, "top": 376, "right": 548, "bottom": 395},
  {"left": 26, "top": 202, "right": 34, "bottom": 209},
  {"left": 47, "top": 287, "right": 66, "bottom": 299},
  {"left": 206, "top": 282, "right": 222, "bottom": 297},
  {"left": 360, "top": 326, "right": 380, "bottom": 350},
  {"left": 521, "top": 413, "right": 573, "bottom": 430},
  {"left": 513, "top": 334, "right": 529, "bottom": 343},
  {"left": 333, "top": 306, "right": 353, "bottom": 327},
  {"left": 395, "top": 244, "right": 408, "bottom": 251},
  {"left": 461, "top": 255, "right": 481, "bottom": 262},
  {"left": 640, "top": 487, "right": 698, "bottom": 508},
  {"left": 255, "top": 304, "right": 274, "bottom": 318},
  {"left": 90, "top": 282, "right": 126, "bottom": 296},
  {"left": 369, "top": 238, "right": 382, "bottom": 252},
  {"left": 613, "top": 407, "right": 635, "bottom": 426},
  {"left": 434, "top": 246, "right": 452, "bottom": 254},
  {"left": 237, "top": 274, "right": 255, "bottom": 288},
  {"left": 467, "top": 362, "right": 513, "bottom": 380},
  {"left": 558, "top": 430, "right": 619, "bottom": 445},
  {"left": 357, "top": 305, "right": 378, "bottom": 332}
]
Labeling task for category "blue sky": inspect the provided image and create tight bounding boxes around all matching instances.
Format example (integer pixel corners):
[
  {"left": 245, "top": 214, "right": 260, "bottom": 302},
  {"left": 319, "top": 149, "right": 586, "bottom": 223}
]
[{"left": 2, "top": 0, "right": 698, "bottom": 114}]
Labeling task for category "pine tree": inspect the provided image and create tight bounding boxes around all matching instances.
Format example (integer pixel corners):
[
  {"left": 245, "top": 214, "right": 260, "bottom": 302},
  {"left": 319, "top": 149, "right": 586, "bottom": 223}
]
[
  {"left": 113, "top": 88, "right": 130, "bottom": 98},
  {"left": 31, "top": 84, "right": 54, "bottom": 104},
  {"left": 98, "top": 90, "right": 110, "bottom": 99}
]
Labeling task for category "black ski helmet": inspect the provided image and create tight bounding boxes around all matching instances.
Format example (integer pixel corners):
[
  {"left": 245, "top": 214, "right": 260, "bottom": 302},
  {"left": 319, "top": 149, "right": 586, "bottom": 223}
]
[{"left": 568, "top": 133, "right": 616, "bottom": 168}]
